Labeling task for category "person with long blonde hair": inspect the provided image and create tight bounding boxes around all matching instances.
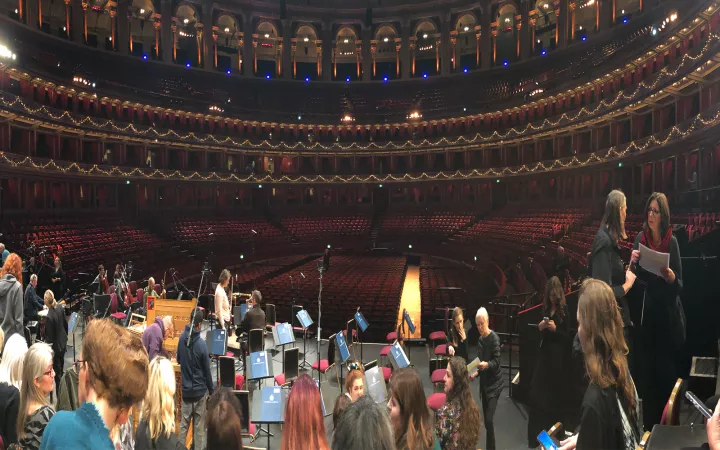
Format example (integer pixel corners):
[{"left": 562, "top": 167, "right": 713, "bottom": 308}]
[
  {"left": 135, "top": 357, "right": 184, "bottom": 450},
  {"left": 17, "top": 343, "right": 55, "bottom": 450},
  {"left": 559, "top": 279, "right": 642, "bottom": 450},
  {"left": 0, "top": 332, "right": 28, "bottom": 446}
]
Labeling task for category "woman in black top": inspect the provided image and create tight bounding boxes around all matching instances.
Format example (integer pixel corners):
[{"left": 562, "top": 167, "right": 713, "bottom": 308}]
[
  {"left": 528, "top": 276, "right": 570, "bottom": 446},
  {"left": 447, "top": 307, "right": 468, "bottom": 363},
  {"left": 50, "top": 257, "right": 65, "bottom": 302},
  {"left": 470, "top": 307, "right": 502, "bottom": 450},
  {"left": 560, "top": 279, "right": 642, "bottom": 450},
  {"left": 43, "top": 290, "right": 68, "bottom": 392},
  {"left": 588, "top": 190, "right": 637, "bottom": 360},
  {"left": 629, "top": 192, "right": 683, "bottom": 430}
]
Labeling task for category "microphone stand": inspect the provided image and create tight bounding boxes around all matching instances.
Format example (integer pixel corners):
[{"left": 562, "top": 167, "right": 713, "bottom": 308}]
[
  {"left": 187, "top": 267, "right": 209, "bottom": 348},
  {"left": 316, "top": 264, "right": 324, "bottom": 391}
]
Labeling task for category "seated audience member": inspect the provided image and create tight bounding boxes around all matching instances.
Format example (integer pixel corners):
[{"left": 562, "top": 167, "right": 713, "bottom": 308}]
[
  {"left": 332, "top": 393, "right": 352, "bottom": 430},
  {"left": 345, "top": 367, "right": 365, "bottom": 402},
  {"left": 0, "top": 333, "right": 28, "bottom": 445},
  {"left": 206, "top": 388, "right": 245, "bottom": 450},
  {"left": 56, "top": 352, "right": 80, "bottom": 412},
  {"left": 436, "top": 357, "right": 481, "bottom": 450},
  {"left": 17, "top": 343, "right": 55, "bottom": 450},
  {"left": 40, "top": 319, "right": 149, "bottom": 450},
  {"left": 43, "top": 290, "right": 68, "bottom": 393},
  {"left": 0, "top": 254, "right": 24, "bottom": 342},
  {"left": 332, "top": 395, "right": 395, "bottom": 450},
  {"left": 135, "top": 357, "right": 184, "bottom": 450},
  {"left": 141, "top": 316, "right": 173, "bottom": 360},
  {"left": 388, "top": 368, "right": 440, "bottom": 450},
  {"left": 177, "top": 308, "right": 213, "bottom": 450},
  {"left": 281, "top": 374, "right": 330, "bottom": 450},
  {"left": 23, "top": 275, "right": 45, "bottom": 322},
  {"left": 558, "top": 279, "right": 642, "bottom": 450},
  {"left": 447, "top": 307, "right": 468, "bottom": 362}
]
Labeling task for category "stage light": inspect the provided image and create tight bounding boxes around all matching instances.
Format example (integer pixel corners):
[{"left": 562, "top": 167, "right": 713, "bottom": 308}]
[
  {"left": 126, "top": 180, "right": 130, "bottom": 184},
  {"left": 463, "top": 68, "right": 468, "bottom": 73},
  {"left": 582, "top": 35, "right": 587, "bottom": 41},
  {"left": 346, "top": 77, "right": 350, "bottom": 82},
  {"left": 464, "top": 26, "right": 470, "bottom": 32},
  {"left": 264, "top": 33, "right": 270, "bottom": 38},
  {"left": 621, "top": 9, "right": 625, "bottom": 14},
  {"left": 258, "top": 184, "right": 262, "bottom": 188},
  {"left": 186, "top": 62, "right": 191, "bottom": 68},
  {"left": 496, "top": 179, "right": 500, "bottom": 183},
  {"left": 143, "top": 54, "right": 148, "bottom": 60},
  {"left": 379, "top": 184, "right": 383, "bottom": 188},
  {"left": 463, "top": 107, "right": 467, "bottom": 112},
  {"left": 224, "top": 27, "right": 230, "bottom": 33},
  {"left": 303, "top": 37, "right": 309, "bottom": 42},
  {"left": 183, "top": 18, "right": 189, "bottom": 24},
  {"left": 140, "top": 8, "right": 145, "bottom": 14},
  {"left": 266, "top": 74, "right": 271, "bottom": 79},
  {"left": 542, "top": 49, "right": 547, "bottom": 55},
  {"left": 305, "top": 76, "right": 310, "bottom": 82},
  {"left": 579, "top": 26, "right": 583, "bottom": 30},
  {"left": 423, "top": 33, "right": 428, "bottom": 39},
  {"left": 227, "top": 69, "right": 231, "bottom": 75},
  {"left": 327, "top": 244, "right": 331, "bottom": 249},
  {"left": 618, "top": 162, "right": 623, "bottom": 167},
  {"left": 503, "top": 60, "right": 508, "bottom": 66},
  {"left": 422, "top": 73, "right": 428, "bottom": 78},
  {"left": 240, "top": 254, "right": 244, "bottom": 259},
  {"left": 623, "top": 18, "right": 628, "bottom": 23},
  {"left": 383, "top": 37, "right": 389, "bottom": 42},
  {"left": 474, "top": 256, "right": 478, "bottom": 261},
  {"left": 383, "top": 76, "right": 388, "bottom": 82},
  {"left": 92, "top": 82, "right": 96, "bottom": 87},
  {"left": 297, "top": 115, "right": 302, "bottom": 120}
]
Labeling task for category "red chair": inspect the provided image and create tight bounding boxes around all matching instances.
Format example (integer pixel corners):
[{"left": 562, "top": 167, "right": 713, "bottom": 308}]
[
  {"left": 427, "top": 393, "right": 446, "bottom": 411},
  {"left": 235, "top": 374, "right": 245, "bottom": 390},
  {"left": 109, "top": 294, "right": 127, "bottom": 324}
]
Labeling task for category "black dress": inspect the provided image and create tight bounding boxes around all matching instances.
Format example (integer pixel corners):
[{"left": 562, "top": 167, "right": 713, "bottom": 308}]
[
  {"left": 448, "top": 326, "right": 469, "bottom": 363},
  {"left": 631, "top": 232, "right": 683, "bottom": 431},
  {"left": 528, "top": 305, "right": 571, "bottom": 445}
]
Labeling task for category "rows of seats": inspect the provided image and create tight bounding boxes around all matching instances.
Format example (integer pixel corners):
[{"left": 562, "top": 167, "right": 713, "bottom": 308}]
[
  {"left": 257, "top": 255, "right": 407, "bottom": 342},
  {"left": 232, "top": 255, "right": 312, "bottom": 286},
  {"left": 169, "top": 216, "right": 284, "bottom": 247},
  {"left": 377, "top": 212, "right": 475, "bottom": 243},
  {"left": 418, "top": 255, "right": 495, "bottom": 315},
  {"left": 281, "top": 212, "right": 371, "bottom": 240}
]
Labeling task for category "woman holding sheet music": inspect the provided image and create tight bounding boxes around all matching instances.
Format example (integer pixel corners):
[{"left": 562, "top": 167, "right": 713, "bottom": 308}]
[
  {"left": 471, "top": 307, "right": 502, "bottom": 450},
  {"left": 630, "top": 192, "right": 684, "bottom": 431}
]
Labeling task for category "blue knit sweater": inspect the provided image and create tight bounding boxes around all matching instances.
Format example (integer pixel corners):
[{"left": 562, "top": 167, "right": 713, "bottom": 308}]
[{"left": 39, "top": 402, "right": 113, "bottom": 450}]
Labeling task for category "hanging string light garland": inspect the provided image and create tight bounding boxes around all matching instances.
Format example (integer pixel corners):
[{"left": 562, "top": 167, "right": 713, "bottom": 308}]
[
  {"left": 2, "top": 25, "right": 715, "bottom": 152},
  {"left": 2, "top": 103, "right": 719, "bottom": 184}
]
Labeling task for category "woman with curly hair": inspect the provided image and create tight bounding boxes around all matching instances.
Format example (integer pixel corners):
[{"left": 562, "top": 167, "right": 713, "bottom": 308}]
[
  {"left": 435, "top": 357, "right": 481, "bottom": 450},
  {"left": 0, "top": 253, "right": 24, "bottom": 342}
]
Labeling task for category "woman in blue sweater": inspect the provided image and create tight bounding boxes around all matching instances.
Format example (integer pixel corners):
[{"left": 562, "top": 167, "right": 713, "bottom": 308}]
[{"left": 40, "top": 319, "right": 149, "bottom": 450}]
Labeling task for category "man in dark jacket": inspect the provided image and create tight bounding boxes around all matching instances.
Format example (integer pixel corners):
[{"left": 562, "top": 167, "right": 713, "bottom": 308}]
[
  {"left": 239, "top": 290, "right": 266, "bottom": 334},
  {"left": 177, "top": 308, "right": 213, "bottom": 450},
  {"left": 24, "top": 274, "right": 45, "bottom": 321},
  {"left": 142, "top": 316, "right": 173, "bottom": 360},
  {"left": 44, "top": 290, "right": 68, "bottom": 392}
]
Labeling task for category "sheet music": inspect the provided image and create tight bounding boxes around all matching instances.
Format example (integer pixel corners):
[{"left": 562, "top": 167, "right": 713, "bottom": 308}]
[{"left": 639, "top": 243, "right": 670, "bottom": 278}]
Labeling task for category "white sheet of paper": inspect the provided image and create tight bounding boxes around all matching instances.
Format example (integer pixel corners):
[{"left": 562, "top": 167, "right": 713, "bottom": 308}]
[{"left": 639, "top": 243, "right": 670, "bottom": 277}]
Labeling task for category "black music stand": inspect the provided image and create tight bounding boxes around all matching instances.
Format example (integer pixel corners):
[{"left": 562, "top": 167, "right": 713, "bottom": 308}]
[
  {"left": 295, "top": 309, "right": 314, "bottom": 370},
  {"left": 354, "top": 310, "right": 370, "bottom": 363}
]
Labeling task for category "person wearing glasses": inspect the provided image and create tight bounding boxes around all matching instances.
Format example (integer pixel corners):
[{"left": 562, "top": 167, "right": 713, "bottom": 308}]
[
  {"left": 629, "top": 192, "right": 683, "bottom": 430},
  {"left": 40, "top": 319, "right": 149, "bottom": 450},
  {"left": 17, "top": 343, "right": 56, "bottom": 450},
  {"left": 588, "top": 190, "right": 637, "bottom": 361}
]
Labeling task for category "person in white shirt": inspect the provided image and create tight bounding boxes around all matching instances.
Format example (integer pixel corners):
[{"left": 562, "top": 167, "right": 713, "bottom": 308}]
[{"left": 214, "top": 270, "right": 231, "bottom": 330}]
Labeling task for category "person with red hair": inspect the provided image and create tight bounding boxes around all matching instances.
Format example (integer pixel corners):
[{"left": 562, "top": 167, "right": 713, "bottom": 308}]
[
  {"left": 281, "top": 373, "right": 329, "bottom": 450},
  {"left": 0, "top": 253, "right": 24, "bottom": 343}
]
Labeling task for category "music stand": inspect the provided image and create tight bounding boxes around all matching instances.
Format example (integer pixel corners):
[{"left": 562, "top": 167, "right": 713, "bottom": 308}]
[
  {"left": 251, "top": 386, "right": 286, "bottom": 447},
  {"left": 354, "top": 310, "right": 370, "bottom": 363},
  {"left": 335, "top": 331, "right": 350, "bottom": 388},
  {"left": 296, "top": 309, "right": 314, "bottom": 370},
  {"left": 389, "top": 341, "right": 411, "bottom": 370},
  {"left": 272, "top": 323, "right": 296, "bottom": 368},
  {"left": 247, "top": 350, "right": 274, "bottom": 390},
  {"left": 283, "top": 347, "right": 299, "bottom": 385},
  {"left": 93, "top": 294, "right": 111, "bottom": 319},
  {"left": 232, "top": 390, "right": 251, "bottom": 434},
  {"left": 219, "top": 356, "right": 236, "bottom": 388},
  {"left": 67, "top": 312, "right": 78, "bottom": 361},
  {"left": 364, "top": 364, "right": 388, "bottom": 403},
  {"left": 207, "top": 329, "right": 228, "bottom": 382}
]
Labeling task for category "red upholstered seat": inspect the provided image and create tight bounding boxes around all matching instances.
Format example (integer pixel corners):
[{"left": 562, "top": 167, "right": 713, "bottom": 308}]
[
  {"left": 431, "top": 369, "right": 446, "bottom": 384},
  {"left": 342, "top": 329, "right": 358, "bottom": 338},
  {"left": 427, "top": 393, "right": 446, "bottom": 411},
  {"left": 434, "top": 344, "right": 447, "bottom": 356},
  {"left": 235, "top": 374, "right": 245, "bottom": 390},
  {"left": 379, "top": 346, "right": 391, "bottom": 356},
  {"left": 429, "top": 331, "right": 447, "bottom": 341},
  {"left": 226, "top": 352, "right": 234, "bottom": 358},
  {"left": 312, "top": 360, "right": 330, "bottom": 373},
  {"left": 381, "top": 366, "right": 392, "bottom": 381},
  {"left": 110, "top": 312, "right": 126, "bottom": 323},
  {"left": 386, "top": 332, "right": 397, "bottom": 342}
]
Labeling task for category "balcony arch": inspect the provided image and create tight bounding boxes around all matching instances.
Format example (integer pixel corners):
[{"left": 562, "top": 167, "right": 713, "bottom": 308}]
[
  {"left": 414, "top": 19, "right": 439, "bottom": 77},
  {"left": 216, "top": 13, "right": 241, "bottom": 73},
  {"left": 128, "top": 0, "right": 155, "bottom": 58},
  {"left": 256, "top": 20, "right": 280, "bottom": 77},
  {"left": 496, "top": 3, "right": 518, "bottom": 66},
  {"left": 374, "top": 24, "right": 399, "bottom": 80},
  {"left": 335, "top": 26, "right": 360, "bottom": 80},
  {"left": 455, "top": 12, "right": 479, "bottom": 70},
  {"left": 294, "top": 24, "right": 319, "bottom": 79},
  {"left": 175, "top": 4, "right": 200, "bottom": 66}
]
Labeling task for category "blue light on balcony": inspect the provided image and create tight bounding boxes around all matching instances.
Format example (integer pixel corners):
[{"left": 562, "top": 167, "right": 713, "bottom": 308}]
[
  {"left": 226, "top": 69, "right": 231, "bottom": 75},
  {"left": 503, "top": 60, "right": 508, "bottom": 66},
  {"left": 305, "top": 76, "right": 310, "bottom": 82},
  {"left": 186, "top": 62, "right": 191, "bottom": 68},
  {"left": 542, "top": 49, "right": 547, "bottom": 56},
  {"left": 463, "top": 68, "right": 468, "bottom": 73},
  {"left": 582, "top": 35, "right": 587, "bottom": 41},
  {"left": 266, "top": 74, "right": 271, "bottom": 79},
  {"left": 422, "top": 73, "right": 428, "bottom": 78},
  {"left": 383, "top": 76, "right": 388, "bottom": 82},
  {"left": 142, "top": 54, "right": 148, "bottom": 60},
  {"left": 346, "top": 77, "right": 351, "bottom": 82},
  {"left": 623, "top": 18, "right": 628, "bottom": 23}
]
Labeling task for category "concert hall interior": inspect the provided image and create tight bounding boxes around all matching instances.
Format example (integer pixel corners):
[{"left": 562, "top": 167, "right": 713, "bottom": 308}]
[{"left": 1, "top": 0, "right": 720, "bottom": 448}]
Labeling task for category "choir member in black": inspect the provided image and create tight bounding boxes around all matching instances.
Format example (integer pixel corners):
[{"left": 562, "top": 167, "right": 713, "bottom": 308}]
[
  {"left": 528, "top": 276, "right": 570, "bottom": 446},
  {"left": 471, "top": 307, "right": 502, "bottom": 450},
  {"left": 447, "top": 307, "right": 468, "bottom": 363},
  {"left": 630, "top": 192, "right": 684, "bottom": 431},
  {"left": 49, "top": 257, "right": 65, "bottom": 302},
  {"left": 588, "top": 190, "right": 636, "bottom": 362}
]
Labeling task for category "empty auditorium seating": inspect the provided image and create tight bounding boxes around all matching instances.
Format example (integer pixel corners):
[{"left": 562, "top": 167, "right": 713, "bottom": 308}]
[{"left": 377, "top": 211, "right": 475, "bottom": 244}]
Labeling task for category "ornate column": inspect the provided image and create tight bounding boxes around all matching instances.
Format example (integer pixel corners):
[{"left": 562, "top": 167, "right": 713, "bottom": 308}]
[
  {"left": 529, "top": 13, "right": 536, "bottom": 56},
  {"left": 116, "top": 0, "right": 128, "bottom": 55},
  {"left": 71, "top": 0, "right": 83, "bottom": 42},
  {"left": 322, "top": 27, "right": 332, "bottom": 81},
  {"left": 599, "top": 0, "right": 613, "bottom": 31},
  {"left": 435, "top": 37, "right": 441, "bottom": 73},
  {"left": 154, "top": 19, "right": 161, "bottom": 59},
  {"left": 491, "top": 26, "right": 497, "bottom": 66},
  {"left": 316, "top": 41, "right": 323, "bottom": 78},
  {"left": 410, "top": 37, "right": 416, "bottom": 76},
  {"left": 355, "top": 42, "right": 361, "bottom": 79},
  {"left": 252, "top": 37, "right": 258, "bottom": 74},
  {"left": 362, "top": 28, "right": 372, "bottom": 81},
  {"left": 277, "top": 39, "right": 283, "bottom": 77},
  {"left": 109, "top": 8, "right": 116, "bottom": 50},
  {"left": 82, "top": 1, "right": 88, "bottom": 42},
  {"left": 481, "top": 0, "right": 492, "bottom": 69},
  {"left": 441, "top": 16, "right": 451, "bottom": 74},
  {"left": 196, "top": 24, "right": 203, "bottom": 66},
  {"left": 515, "top": 15, "right": 522, "bottom": 59},
  {"left": 212, "top": 28, "right": 218, "bottom": 70},
  {"left": 475, "top": 29, "right": 481, "bottom": 66},
  {"left": 160, "top": 0, "right": 172, "bottom": 61},
  {"left": 450, "top": 31, "right": 457, "bottom": 71},
  {"left": 236, "top": 33, "right": 243, "bottom": 73},
  {"left": 569, "top": 1, "right": 576, "bottom": 42},
  {"left": 521, "top": 3, "right": 530, "bottom": 59},
  {"left": 281, "top": 20, "right": 292, "bottom": 78},
  {"left": 202, "top": 4, "right": 213, "bottom": 70},
  {"left": 64, "top": 0, "right": 72, "bottom": 37},
  {"left": 395, "top": 40, "right": 401, "bottom": 77},
  {"left": 401, "top": 22, "right": 411, "bottom": 79},
  {"left": 243, "top": 16, "right": 254, "bottom": 76},
  {"left": 557, "top": 0, "right": 568, "bottom": 49},
  {"left": 26, "top": 0, "right": 37, "bottom": 28},
  {"left": 291, "top": 39, "right": 297, "bottom": 78},
  {"left": 371, "top": 40, "right": 377, "bottom": 77}
]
